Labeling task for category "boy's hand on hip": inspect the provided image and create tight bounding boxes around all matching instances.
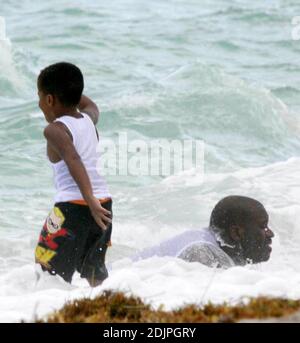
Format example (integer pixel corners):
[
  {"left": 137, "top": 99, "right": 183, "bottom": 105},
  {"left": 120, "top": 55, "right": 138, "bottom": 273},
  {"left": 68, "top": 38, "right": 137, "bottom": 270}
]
[{"left": 88, "top": 197, "right": 112, "bottom": 231}]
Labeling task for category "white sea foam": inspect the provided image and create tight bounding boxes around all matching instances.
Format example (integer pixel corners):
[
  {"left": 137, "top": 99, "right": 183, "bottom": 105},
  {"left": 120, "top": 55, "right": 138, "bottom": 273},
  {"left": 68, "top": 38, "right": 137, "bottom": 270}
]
[{"left": 0, "top": 26, "right": 25, "bottom": 95}]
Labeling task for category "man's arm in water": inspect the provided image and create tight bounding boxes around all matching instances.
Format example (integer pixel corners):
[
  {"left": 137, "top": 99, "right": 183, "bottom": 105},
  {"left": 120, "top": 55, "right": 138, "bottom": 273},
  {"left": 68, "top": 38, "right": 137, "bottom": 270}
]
[
  {"left": 78, "top": 95, "right": 100, "bottom": 125},
  {"left": 44, "top": 122, "right": 111, "bottom": 230}
]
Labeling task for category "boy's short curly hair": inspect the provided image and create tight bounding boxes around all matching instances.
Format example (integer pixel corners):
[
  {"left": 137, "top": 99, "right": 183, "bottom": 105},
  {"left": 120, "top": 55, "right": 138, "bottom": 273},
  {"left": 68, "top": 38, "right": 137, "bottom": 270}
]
[{"left": 38, "top": 62, "right": 84, "bottom": 107}]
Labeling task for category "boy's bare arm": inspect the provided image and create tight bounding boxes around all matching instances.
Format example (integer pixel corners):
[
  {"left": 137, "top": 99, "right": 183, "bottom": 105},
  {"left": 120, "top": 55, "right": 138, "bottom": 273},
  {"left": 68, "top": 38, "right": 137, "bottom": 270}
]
[
  {"left": 78, "top": 95, "right": 100, "bottom": 125},
  {"left": 44, "top": 122, "right": 111, "bottom": 230}
]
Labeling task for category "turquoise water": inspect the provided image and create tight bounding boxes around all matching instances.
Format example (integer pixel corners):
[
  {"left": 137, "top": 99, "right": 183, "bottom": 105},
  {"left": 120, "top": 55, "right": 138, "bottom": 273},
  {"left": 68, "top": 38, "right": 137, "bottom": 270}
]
[{"left": 1, "top": 0, "right": 300, "bottom": 321}]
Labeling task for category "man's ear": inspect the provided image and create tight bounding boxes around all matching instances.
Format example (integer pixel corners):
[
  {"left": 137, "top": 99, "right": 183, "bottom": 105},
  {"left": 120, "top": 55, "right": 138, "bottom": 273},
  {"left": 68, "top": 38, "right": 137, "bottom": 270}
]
[
  {"left": 229, "top": 225, "right": 244, "bottom": 242},
  {"left": 46, "top": 94, "right": 54, "bottom": 107}
]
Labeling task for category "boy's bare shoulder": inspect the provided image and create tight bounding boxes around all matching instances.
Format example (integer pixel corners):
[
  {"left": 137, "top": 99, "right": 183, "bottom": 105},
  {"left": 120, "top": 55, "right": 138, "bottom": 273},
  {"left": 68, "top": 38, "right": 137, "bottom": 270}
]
[
  {"left": 44, "top": 122, "right": 77, "bottom": 161},
  {"left": 44, "top": 122, "right": 72, "bottom": 141}
]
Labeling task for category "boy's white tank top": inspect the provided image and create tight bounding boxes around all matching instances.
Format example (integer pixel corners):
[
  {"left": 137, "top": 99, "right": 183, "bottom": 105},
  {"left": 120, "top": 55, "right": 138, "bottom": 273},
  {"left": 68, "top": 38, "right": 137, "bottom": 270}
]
[{"left": 51, "top": 112, "right": 111, "bottom": 203}]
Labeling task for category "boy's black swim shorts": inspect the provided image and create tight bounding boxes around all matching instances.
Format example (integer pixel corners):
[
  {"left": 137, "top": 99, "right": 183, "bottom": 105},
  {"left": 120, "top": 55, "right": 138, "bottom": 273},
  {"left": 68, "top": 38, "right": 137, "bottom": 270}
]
[{"left": 35, "top": 199, "right": 112, "bottom": 284}]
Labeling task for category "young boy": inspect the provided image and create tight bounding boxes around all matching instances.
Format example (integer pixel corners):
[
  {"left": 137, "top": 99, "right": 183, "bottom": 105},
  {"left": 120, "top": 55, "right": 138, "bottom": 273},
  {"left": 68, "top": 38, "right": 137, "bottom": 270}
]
[{"left": 35, "top": 62, "right": 112, "bottom": 287}]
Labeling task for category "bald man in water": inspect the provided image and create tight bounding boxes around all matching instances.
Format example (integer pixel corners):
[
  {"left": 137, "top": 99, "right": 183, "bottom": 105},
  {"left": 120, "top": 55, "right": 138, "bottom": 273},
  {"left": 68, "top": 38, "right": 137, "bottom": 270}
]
[{"left": 133, "top": 196, "right": 274, "bottom": 268}]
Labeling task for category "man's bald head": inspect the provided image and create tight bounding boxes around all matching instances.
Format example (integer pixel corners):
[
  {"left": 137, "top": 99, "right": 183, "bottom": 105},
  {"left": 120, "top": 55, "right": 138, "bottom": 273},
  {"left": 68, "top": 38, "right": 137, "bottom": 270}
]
[
  {"left": 209, "top": 195, "right": 274, "bottom": 264},
  {"left": 210, "top": 196, "right": 266, "bottom": 232}
]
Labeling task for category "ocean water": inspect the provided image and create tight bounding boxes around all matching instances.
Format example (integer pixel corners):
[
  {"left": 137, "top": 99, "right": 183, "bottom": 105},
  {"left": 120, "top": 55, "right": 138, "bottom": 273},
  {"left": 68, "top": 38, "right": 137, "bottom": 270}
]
[{"left": 1, "top": 0, "right": 300, "bottom": 322}]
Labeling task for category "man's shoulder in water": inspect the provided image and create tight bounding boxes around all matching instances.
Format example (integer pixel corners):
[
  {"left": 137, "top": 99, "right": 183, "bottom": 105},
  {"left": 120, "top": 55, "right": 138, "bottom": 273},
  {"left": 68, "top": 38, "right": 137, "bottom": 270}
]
[{"left": 132, "top": 227, "right": 234, "bottom": 268}]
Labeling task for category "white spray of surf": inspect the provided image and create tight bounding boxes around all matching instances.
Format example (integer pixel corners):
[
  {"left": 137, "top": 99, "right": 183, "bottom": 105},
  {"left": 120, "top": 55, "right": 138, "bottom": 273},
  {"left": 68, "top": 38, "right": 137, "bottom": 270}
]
[{"left": 0, "top": 17, "right": 25, "bottom": 94}]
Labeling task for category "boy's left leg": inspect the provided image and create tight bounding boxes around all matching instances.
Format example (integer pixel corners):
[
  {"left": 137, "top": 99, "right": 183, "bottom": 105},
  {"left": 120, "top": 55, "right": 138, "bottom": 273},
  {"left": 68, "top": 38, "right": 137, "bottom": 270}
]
[{"left": 78, "top": 199, "right": 113, "bottom": 286}]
